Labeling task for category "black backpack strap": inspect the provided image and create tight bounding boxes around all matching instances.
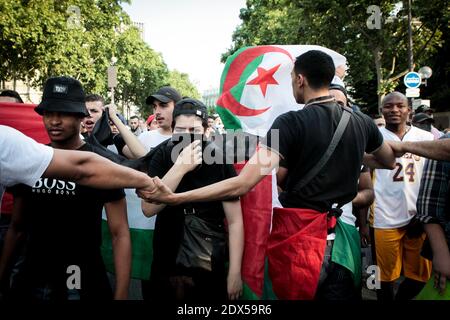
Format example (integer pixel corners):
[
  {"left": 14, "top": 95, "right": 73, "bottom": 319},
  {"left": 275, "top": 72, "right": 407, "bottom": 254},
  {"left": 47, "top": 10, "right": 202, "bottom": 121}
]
[{"left": 294, "top": 106, "right": 353, "bottom": 192}]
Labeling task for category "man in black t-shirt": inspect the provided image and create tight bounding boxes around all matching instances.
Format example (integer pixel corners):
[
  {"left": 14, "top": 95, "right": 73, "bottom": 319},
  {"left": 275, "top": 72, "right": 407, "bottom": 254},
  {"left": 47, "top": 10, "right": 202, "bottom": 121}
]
[
  {"left": 141, "top": 98, "right": 244, "bottom": 301},
  {"left": 139, "top": 50, "right": 397, "bottom": 300},
  {"left": 0, "top": 77, "right": 131, "bottom": 300}
]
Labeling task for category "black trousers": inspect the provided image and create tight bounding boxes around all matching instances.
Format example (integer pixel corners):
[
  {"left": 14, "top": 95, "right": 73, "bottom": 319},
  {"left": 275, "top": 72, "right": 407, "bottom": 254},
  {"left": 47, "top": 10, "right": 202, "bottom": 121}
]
[
  {"left": 145, "top": 266, "right": 227, "bottom": 302},
  {"left": 315, "top": 242, "right": 361, "bottom": 300}
]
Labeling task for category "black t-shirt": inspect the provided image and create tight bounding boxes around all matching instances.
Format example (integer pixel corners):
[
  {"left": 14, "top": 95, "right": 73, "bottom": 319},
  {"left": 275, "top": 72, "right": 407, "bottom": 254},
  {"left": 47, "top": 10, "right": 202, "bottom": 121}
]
[
  {"left": 262, "top": 99, "right": 383, "bottom": 212},
  {"left": 147, "top": 139, "right": 237, "bottom": 277},
  {"left": 9, "top": 142, "right": 125, "bottom": 289}
]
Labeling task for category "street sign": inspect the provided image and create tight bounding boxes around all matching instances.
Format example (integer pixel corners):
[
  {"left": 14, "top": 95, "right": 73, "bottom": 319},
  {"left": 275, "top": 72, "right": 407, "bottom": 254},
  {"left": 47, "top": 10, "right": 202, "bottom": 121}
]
[
  {"left": 404, "top": 72, "right": 421, "bottom": 88},
  {"left": 107, "top": 66, "right": 117, "bottom": 88},
  {"left": 406, "top": 87, "right": 420, "bottom": 98}
]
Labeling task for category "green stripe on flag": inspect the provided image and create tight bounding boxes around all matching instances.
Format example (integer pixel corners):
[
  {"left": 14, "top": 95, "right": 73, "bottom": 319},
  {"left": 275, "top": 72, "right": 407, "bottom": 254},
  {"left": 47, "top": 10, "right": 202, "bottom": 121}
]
[
  {"left": 216, "top": 106, "right": 243, "bottom": 130},
  {"left": 229, "top": 54, "right": 264, "bottom": 102},
  {"left": 219, "top": 47, "right": 250, "bottom": 91},
  {"left": 262, "top": 257, "right": 278, "bottom": 300},
  {"left": 331, "top": 219, "right": 362, "bottom": 287},
  {"left": 217, "top": 49, "right": 265, "bottom": 131},
  {"left": 415, "top": 277, "right": 450, "bottom": 300},
  {"left": 241, "top": 282, "right": 261, "bottom": 300},
  {"left": 101, "top": 220, "right": 154, "bottom": 280}
]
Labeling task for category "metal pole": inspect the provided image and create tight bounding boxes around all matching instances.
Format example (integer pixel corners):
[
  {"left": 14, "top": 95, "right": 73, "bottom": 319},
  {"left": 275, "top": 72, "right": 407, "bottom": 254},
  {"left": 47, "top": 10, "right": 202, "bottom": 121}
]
[
  {"left": 407, "top": 0, "right": 413, "bottom": 71},
  {"left": 111, "top": 87, "right": 115, "bottom": 105},
  {"left": 407, "top": 0, "right": 414, "bottom": 109}
]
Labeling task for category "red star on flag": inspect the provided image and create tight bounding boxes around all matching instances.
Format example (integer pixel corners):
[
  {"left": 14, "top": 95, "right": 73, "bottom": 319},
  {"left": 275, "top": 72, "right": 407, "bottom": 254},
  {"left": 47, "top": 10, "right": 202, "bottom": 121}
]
[{"left": 246, "top": 64, "right": 281, "bottom": 97}]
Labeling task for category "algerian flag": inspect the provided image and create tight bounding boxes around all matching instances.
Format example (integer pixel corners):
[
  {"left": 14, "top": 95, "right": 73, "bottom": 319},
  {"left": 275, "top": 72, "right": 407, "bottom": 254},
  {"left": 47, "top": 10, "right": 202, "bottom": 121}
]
[
  {"left": 101, "top": 188, "right": 155, "bottom": 280},
  {"left": 216, "top": 45, "right": 347, "bottom": 299},
  {"left": 217, "top": 45, "right": 346, "bottom": 136}
]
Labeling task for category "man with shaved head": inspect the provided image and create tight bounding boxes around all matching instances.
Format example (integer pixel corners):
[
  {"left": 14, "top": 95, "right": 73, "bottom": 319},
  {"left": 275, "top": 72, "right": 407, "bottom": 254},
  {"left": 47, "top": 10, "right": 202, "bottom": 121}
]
[{"left": 370, "top": 91, "right": 434, "bottom": 300}]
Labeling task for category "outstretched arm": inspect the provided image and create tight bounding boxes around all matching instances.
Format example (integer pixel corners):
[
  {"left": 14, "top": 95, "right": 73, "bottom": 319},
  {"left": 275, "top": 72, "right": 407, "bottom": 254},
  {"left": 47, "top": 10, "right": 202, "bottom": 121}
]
[
  {"left": 141, "top": 141, "right": 202, "bottom": 216},
  {"left": 138, "top": 146, "right": 280, "bottom": 205},
  {"left": 390, "top": 139, "right": 450, "bottom": 161},
  {"left": 43, "top": 149, "right": 155, "bottom": 190},
  {"left": 363, "top": 141, "right": 396, "bottom": 170}
]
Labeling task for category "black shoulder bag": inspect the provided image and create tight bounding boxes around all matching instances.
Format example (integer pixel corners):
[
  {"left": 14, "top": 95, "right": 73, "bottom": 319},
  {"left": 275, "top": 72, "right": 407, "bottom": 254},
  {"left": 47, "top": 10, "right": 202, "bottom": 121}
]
[
  {"left": 293, "top": 106, "right": 353, "bottom": 192},
  {"left": 176, "top": 207, "right": 227, "bottom": 272}
]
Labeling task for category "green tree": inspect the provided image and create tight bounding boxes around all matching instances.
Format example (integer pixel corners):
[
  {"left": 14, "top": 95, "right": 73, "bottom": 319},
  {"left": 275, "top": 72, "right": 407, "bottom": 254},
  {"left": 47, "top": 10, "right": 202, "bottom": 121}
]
[
  {"left": 166, "top": 69, "right": 201, "bottom": 99},
  {"left": 0, "top": 0, "right": 200, "bottom": 115},
  {"left": 114, "top": 26, "right": 169, "bottom": 117},
  {"left": 223, "top": 0, "right": 448, "bottom": 112},
  {"left": 0, "top": 0, "right": 130, "bottom": 93}
]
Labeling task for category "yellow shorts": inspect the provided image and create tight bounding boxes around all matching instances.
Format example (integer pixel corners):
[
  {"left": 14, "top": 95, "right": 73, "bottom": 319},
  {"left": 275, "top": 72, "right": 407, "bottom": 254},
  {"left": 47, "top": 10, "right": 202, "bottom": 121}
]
[{"left": 374, "top": 227, "right": 432, "bottom": 282}]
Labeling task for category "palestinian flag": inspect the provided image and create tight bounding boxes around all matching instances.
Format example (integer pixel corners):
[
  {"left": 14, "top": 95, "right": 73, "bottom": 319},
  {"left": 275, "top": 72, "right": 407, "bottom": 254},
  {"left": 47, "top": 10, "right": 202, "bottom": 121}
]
[
  {"left": 101, "top": 190, "right": 156, "bottom": 280},
  {"left": 216, "top": 45, "right": 347, "bottom": 299},
  {"left": 0, "top": 102, "right": 48, "bottom": 215},
  {"left": 86, "top": 110, "right": 156, "bottom": 281},
  {"left": 0, "top": 101, "right": 49, "bottom": 143}
]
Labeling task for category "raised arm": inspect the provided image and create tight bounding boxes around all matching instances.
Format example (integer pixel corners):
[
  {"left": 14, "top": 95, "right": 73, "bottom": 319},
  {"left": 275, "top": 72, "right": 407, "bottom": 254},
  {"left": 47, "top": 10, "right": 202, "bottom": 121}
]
[{"left": 106, "top": 105, "right": 148, "bottom": 159}]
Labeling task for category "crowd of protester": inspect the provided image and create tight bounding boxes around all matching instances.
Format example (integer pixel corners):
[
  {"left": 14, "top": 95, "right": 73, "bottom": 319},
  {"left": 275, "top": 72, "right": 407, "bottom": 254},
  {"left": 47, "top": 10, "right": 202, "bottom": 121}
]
[{"left": 0, "top": 49, "right": 449, "bottom": 302}]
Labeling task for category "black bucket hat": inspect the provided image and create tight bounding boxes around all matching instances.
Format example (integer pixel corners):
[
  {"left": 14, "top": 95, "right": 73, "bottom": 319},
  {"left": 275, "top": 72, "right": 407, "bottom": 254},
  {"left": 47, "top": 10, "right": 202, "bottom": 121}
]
[{"left": 35, "top": 76, "right": 89, "bottom": 116}]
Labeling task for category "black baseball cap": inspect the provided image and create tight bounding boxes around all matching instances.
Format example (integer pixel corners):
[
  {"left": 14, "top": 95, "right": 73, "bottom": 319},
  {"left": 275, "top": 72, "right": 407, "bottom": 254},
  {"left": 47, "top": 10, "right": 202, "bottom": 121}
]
[
  {"left": 412, "top": 112, "right": 434, "bottom": 124},
  {"left": 146, "top": 86, "right": 182, "bottom": 105},
  {"left": 329, "top": 83, "right": 348, "bottom": 99},
  {"left": 416, "top": 105, "right": 434, "bottom": 114},
  {"left": 173, "top": 98, "right": 208, "bottom": 121},
  {"left": 0, "top": 90, "right": 24, "bottom": 103},
  {"left": 35, "top": 76, "right": 89, "bottom": 116}
]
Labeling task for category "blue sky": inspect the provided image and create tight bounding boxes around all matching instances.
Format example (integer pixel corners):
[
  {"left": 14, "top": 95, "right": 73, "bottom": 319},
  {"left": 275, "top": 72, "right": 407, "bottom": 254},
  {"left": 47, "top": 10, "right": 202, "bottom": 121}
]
[{"left": 122, "top": 0, "right": 246, "bottom": 93}]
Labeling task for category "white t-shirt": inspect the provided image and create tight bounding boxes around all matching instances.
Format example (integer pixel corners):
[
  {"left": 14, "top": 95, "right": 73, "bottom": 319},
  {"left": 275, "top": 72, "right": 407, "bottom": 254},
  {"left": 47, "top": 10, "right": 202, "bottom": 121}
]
[
  {"left": 138, "top": 129, "right": 172, "bottom": 153},
  {"left": 340, "top": 202, "right": 356, "bottom": 226},
  {"left": 370, "top": 126, "right": 434, "bottom": 229},
  {"left": 0, "top": 125, "right": 53, "bottom": 201}
]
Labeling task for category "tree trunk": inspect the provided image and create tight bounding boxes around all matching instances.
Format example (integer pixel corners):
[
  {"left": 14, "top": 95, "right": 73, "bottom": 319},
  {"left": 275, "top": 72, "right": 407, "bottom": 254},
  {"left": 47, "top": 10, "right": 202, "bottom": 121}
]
[
  {"left": 26, "top": 77, "right": 31, "bottom": 103},
  {"left": 374, "top": 47, "right": 383, "bottom": 113}
]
